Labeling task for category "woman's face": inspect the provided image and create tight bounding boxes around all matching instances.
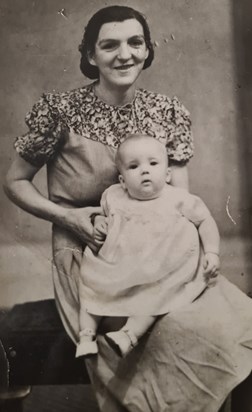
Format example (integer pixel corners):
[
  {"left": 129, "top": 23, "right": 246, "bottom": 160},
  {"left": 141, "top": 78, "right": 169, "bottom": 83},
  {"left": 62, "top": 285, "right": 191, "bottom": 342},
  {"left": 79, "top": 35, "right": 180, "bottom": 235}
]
[{"left": 89, "top": 19, "right": 149, "bottom": 89}]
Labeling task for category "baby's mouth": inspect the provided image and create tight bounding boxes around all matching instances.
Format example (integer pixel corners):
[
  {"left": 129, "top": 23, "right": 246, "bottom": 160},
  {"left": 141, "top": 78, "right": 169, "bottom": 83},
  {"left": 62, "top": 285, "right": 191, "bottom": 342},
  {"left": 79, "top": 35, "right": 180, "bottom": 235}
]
[{"left": 142, "top": 179, "right": 151, "bottom": 185}]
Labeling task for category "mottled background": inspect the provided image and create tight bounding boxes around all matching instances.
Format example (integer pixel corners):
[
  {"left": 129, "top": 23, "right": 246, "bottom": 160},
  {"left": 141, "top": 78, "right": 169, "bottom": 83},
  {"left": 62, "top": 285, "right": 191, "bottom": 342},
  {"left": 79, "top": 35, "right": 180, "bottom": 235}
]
[{"left": 0, "top": 0, "right": 252, "bottom": 306}]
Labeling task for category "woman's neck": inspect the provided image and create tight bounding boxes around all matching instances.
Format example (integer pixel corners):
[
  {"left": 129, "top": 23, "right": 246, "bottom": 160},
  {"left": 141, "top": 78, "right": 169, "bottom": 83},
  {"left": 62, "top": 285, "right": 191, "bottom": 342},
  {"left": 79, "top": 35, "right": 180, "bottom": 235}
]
[{"left": 94, "top": 82, "right": 136, "bottom": 106}]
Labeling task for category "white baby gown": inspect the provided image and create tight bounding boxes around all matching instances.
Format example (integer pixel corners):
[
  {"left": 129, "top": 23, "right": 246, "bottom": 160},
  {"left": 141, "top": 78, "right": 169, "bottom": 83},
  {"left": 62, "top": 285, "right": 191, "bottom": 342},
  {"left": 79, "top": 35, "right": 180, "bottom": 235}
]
[{"left": 79, "top": 184, "right": 212, "bottom": 317}]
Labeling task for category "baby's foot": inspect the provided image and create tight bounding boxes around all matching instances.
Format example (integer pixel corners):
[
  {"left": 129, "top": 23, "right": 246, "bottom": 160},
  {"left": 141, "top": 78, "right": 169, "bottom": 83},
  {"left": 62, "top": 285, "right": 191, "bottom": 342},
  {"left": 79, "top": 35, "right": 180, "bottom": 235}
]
[
  {"left": 105, "top": 329, "right": 138, "bottom": 358},
  {"left": 76, "top": 328, "right": 98, "bottom": 358}
]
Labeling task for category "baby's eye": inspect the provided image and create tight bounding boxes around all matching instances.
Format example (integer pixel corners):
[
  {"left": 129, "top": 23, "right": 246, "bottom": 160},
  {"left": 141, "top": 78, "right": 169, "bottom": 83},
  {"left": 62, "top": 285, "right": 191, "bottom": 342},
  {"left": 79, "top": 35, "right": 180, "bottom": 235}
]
[
  {"left": 150, "top": 161, "right": 158, "bottom": 166},
  {"left": 129, "top": 164, "right": 138, "bottom": 169}
]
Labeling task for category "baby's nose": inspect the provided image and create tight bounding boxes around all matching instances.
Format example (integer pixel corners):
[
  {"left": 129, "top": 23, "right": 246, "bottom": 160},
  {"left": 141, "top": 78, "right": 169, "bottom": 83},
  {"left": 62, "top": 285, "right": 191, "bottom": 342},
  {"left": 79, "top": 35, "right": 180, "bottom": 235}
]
[{"left": 141, "top": 168, "right": 150, "bottom": 174}]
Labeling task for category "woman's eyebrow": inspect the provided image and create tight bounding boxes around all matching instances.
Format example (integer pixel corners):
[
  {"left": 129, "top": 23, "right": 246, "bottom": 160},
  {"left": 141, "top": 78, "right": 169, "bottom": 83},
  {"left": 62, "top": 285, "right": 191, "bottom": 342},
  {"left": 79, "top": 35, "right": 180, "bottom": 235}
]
[{"left": 130, "top": 35, "right": 145, "bottom": 40}]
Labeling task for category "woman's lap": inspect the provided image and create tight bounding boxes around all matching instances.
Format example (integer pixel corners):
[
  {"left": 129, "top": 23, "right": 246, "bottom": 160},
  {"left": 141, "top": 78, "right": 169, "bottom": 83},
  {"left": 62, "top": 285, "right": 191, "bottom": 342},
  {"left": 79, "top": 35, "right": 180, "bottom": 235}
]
[
  {"left": 52, "top": 246, "right": 252, "bottom": 411},
  {"left": 85, "top": 276, "right": 252, "bottom": 412}
]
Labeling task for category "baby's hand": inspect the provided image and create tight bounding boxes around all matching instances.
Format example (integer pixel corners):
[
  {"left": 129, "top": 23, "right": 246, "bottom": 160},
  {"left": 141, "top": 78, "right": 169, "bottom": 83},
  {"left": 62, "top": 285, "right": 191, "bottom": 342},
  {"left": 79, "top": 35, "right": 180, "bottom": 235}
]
[
  {"left": 93, "top": 215, "right": 108, "bottom": 245},
  {"left": 203, "top": 252, "right": 220, "bottom": 279}
]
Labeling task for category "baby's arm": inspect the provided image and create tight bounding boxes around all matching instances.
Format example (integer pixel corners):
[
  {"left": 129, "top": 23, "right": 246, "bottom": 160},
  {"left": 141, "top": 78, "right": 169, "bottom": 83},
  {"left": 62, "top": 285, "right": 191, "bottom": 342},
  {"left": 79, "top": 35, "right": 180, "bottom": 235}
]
[
  {"left": 179, "top": 190, "right": 220, "bottom": 278},
  {"left": 198, "top": 215, "right": 220, "bottom": 278}
]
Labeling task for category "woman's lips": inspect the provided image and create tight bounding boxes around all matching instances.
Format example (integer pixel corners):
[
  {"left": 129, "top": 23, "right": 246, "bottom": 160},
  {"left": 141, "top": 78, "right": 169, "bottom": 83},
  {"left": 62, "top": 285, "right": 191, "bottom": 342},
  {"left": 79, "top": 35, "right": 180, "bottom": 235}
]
[{"left": 115, "top": 64, "right": 134, "bottom": 70}]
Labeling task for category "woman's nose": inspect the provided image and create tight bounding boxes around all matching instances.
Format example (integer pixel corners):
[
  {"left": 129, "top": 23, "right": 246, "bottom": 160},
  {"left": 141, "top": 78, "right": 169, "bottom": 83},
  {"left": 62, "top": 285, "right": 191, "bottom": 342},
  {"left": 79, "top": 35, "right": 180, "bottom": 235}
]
[{"left": 117, "top": 43, "right": 131, "bottom": 60}]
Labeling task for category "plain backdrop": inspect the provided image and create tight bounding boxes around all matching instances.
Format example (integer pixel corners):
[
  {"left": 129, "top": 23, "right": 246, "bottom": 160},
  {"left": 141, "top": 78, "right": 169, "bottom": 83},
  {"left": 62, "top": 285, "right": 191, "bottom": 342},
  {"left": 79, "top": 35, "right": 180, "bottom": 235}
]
[{"left": 0, "top": 0, "right": 251, "bottom": 306}]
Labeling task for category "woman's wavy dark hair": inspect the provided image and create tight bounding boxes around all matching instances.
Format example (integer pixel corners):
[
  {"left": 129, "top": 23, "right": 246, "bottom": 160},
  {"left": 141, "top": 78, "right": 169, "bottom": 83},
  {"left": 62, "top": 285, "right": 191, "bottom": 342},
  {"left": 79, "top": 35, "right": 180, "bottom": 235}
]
[{"left": 79, "top": 5, "right": 154, "bottom": 79}]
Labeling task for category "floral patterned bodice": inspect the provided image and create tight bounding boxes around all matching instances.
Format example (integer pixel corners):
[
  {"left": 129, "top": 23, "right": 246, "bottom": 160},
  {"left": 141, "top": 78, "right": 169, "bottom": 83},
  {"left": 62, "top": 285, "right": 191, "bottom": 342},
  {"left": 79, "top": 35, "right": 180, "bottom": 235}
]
[{"left": 14, "top": 82, "right": 193, "bottom": 168}]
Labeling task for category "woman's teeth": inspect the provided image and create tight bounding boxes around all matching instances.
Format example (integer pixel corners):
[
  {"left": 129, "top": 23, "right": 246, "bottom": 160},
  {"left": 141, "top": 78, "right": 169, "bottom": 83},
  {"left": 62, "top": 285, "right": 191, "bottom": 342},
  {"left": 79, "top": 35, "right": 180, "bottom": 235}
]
[{"left": 116, "top": 65, "right": 133, "bottom": 70}]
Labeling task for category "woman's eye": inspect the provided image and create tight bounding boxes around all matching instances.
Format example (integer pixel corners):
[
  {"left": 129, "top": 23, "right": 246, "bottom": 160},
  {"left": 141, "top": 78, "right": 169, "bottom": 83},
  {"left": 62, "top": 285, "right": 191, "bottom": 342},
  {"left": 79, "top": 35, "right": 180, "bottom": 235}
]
[
  {"left": 129, "top": 39, "right": 145, "bottom": 47},
  {"left": 101, "top": 42, "right": 118, "bottom": 50}
]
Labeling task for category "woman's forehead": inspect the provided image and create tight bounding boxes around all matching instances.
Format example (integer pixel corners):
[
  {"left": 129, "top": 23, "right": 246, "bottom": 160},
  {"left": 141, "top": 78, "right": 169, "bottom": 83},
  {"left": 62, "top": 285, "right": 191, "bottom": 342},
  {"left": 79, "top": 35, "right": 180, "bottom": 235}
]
[{"left": 97, "top": 19, "right": 144, "bottom": 42}]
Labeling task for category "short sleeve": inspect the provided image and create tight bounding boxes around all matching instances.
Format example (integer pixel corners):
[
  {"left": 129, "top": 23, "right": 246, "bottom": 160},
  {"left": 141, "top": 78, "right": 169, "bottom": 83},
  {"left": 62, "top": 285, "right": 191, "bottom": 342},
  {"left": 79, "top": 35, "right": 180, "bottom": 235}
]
[
  {"left": 14, "top": 93, "right": 68, "bottom": 167},
  {"left": 180, "top": 192, "right": 211, "bottom": 226},
  {"left": 165, "top": 97, "right": 194, "bottom": 165}
]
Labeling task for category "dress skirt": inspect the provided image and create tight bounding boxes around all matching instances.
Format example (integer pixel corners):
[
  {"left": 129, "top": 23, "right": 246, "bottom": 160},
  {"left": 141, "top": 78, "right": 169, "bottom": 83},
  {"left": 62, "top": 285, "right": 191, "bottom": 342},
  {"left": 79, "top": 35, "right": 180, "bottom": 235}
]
[
  {"left": 85, "top": 275, "right": 252, "bottom": 412},
  {"left": 52, "top": 229, "right": 252, "bottom": 412}
]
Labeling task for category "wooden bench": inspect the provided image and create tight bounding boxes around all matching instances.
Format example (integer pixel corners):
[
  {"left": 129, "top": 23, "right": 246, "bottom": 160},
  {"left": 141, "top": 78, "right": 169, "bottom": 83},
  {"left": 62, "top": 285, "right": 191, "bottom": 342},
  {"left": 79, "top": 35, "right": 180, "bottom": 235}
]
[
  {"left": 0, "top": 300, "right": 90, "bottom": 386},
  {"left": 0, "top": 299, "right": 250, "bottom": 412},
  {"left": 0, "top": 300, "right": 90, "bottom": 411}
]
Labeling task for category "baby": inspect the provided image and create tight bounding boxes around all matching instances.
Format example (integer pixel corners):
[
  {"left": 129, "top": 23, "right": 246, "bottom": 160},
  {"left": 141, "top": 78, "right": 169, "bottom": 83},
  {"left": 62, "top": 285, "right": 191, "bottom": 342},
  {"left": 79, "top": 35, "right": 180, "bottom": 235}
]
[{"left": 76, "top": 135, "right": 220, "bottom": 358}]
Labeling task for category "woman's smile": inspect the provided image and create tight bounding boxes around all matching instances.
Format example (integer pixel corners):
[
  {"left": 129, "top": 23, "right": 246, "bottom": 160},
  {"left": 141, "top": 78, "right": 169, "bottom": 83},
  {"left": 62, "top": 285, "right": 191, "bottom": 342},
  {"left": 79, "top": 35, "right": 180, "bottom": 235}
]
[
  {"left": 114, "top": 64, "right": 136, "bottom": 77},
  {"left": 114, "top": 64, "right": 135, "bottom": 71}
]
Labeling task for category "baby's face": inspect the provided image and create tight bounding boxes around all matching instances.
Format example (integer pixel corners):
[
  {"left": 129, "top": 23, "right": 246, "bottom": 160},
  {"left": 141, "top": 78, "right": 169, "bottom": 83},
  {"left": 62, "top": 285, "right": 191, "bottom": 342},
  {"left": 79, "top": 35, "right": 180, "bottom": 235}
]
[{"left": 119, "top": 138, "right": 170, "bottom": 200}]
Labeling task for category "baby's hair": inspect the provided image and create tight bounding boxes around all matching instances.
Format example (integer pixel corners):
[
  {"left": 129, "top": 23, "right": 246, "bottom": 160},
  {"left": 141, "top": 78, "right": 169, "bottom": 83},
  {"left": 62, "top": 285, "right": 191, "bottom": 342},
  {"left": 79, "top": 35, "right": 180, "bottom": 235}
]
[{"left": 115, "top": 134, "right": 168, "bottom": 172}]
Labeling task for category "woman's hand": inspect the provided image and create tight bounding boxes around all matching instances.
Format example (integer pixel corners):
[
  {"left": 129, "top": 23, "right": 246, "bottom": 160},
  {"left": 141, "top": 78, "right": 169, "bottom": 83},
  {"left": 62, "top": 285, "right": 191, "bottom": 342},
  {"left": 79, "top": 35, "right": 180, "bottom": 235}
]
[
  {"left": 93, "top": 215, "right": 108, "bottom": 246},
  {"left": 63, "top": 207, "right": 103, "bottom": 253}
]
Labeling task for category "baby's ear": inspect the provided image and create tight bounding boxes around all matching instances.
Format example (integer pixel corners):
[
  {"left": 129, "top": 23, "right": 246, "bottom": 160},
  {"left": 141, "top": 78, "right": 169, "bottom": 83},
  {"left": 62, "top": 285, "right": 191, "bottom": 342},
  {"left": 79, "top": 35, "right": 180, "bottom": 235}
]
[
  {"left": 166, "top": 167, "right": 172, "bottom": 184},
  {"left": 119, "top": 175, "right": 126, "bottom": 190}
]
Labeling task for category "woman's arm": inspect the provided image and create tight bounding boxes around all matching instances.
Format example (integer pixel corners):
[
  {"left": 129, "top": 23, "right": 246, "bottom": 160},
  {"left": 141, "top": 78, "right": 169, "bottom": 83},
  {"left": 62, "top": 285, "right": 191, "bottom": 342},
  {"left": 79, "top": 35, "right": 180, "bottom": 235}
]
[
  {"left": 170, "top": 164, "right": 189, "bottom": 190},
  {"left": 4, "top": 154, "right": 102, "bottom": 249}
]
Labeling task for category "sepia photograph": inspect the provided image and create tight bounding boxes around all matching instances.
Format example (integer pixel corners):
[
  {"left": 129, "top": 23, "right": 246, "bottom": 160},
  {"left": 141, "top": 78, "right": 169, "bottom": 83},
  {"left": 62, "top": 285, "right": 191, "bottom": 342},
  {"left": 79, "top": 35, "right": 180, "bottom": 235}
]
[{"left": 0, "top": 0, "right": 252, "bottom": 411}]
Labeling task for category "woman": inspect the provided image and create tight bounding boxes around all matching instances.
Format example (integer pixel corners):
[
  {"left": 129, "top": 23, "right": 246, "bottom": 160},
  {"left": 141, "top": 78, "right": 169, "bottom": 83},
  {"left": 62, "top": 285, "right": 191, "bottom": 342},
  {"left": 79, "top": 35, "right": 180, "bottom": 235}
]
[{"left": 4, "top": 5, "right": 252, "bottom": 412}]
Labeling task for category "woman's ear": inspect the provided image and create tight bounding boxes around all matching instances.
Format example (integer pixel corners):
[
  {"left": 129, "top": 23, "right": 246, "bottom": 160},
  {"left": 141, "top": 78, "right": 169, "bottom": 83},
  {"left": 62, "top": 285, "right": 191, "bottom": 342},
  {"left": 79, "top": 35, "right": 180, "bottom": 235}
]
[
  {"left": 166, "top": 167, "right": 172, "bottom": 184},
  {"left": 119, "top": 175, "right": 126, "bottom": 190},
  {"left": 145, "top": 47, "right": 149, "bottom": 61},
  {"left": 87, "top": 51, "right": 97, "bottom": 67}
]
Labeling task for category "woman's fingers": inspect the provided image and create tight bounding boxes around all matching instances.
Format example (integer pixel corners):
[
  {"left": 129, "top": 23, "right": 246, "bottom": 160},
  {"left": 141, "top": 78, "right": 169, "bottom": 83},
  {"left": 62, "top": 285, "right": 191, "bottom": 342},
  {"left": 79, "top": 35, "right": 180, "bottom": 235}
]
[
  {"left": 85, "top": 206, "right": 103, "bottom": 216},
  {"left": 65, "top": 208, "right": 93, "bottom": 240},
  {"left": 63, "top": 206, "right": 105, "bottom": 250}
]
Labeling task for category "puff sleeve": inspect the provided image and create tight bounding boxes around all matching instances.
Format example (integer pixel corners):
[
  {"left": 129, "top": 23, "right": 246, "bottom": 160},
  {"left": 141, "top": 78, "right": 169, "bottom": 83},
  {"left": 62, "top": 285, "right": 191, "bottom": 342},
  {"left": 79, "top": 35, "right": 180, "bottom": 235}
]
[
  {"left": 14, "top": 93, "right": 68, "bottom": 167},
  {"left": 165, "top": 97, "right": 194, "bottom": 165}
]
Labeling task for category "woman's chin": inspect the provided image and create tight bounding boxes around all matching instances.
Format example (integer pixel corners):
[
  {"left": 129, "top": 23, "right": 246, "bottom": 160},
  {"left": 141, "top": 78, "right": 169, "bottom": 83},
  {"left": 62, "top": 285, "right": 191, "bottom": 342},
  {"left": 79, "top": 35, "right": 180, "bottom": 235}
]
[
  {"left": 112, "top": 70, "right": 142, "bottom": 88},
  {"left": 113, "top": 77, "right": 138, "bottom": 88}
]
